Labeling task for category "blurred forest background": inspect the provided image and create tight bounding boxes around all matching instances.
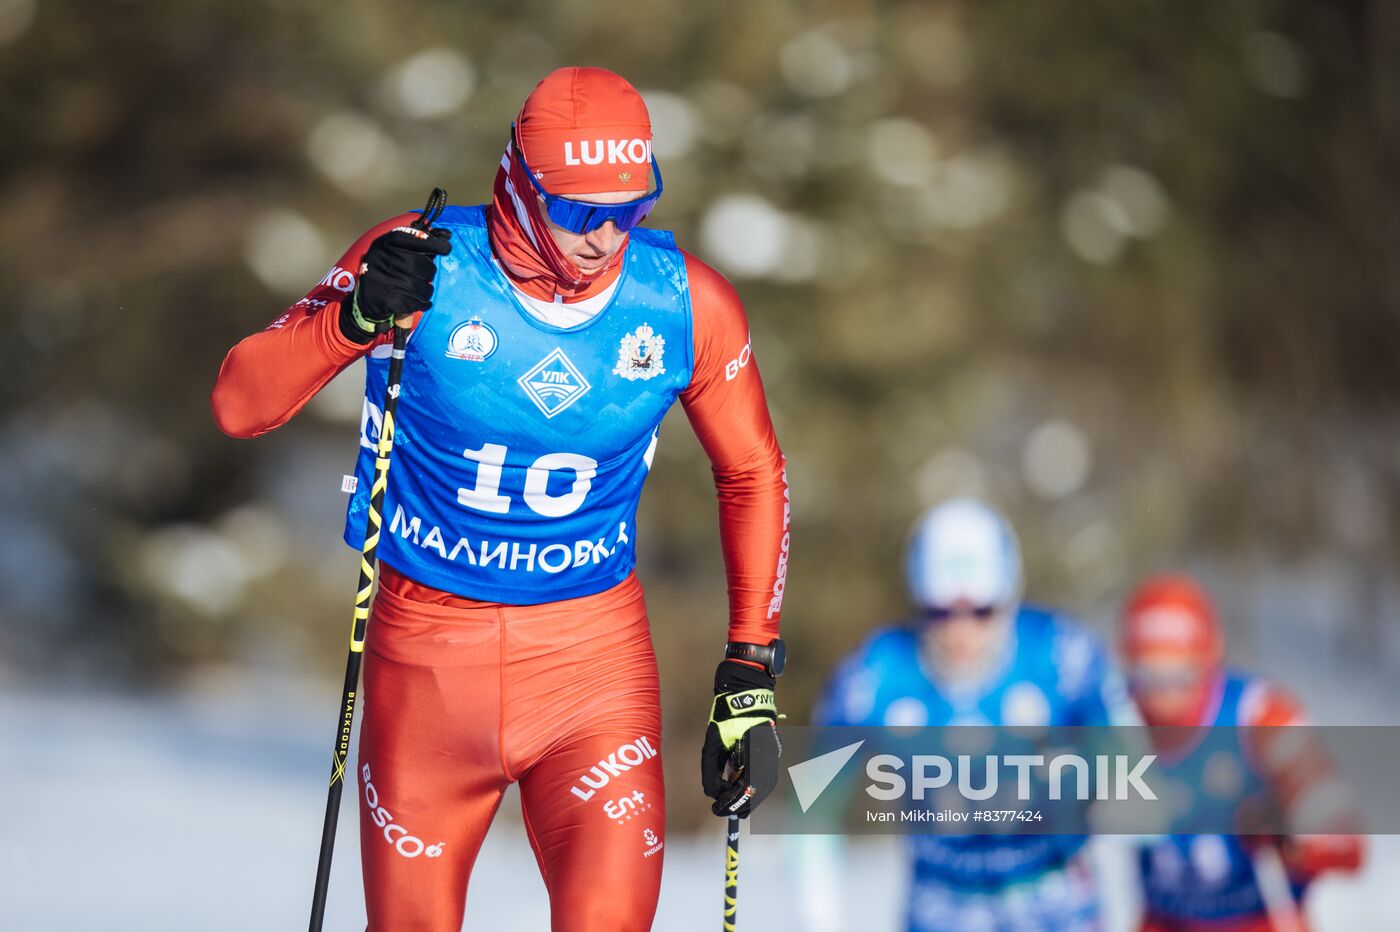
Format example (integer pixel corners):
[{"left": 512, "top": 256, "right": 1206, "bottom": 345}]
[{"left": 4, "top": 0, "right": 1400, "bottom": 843}]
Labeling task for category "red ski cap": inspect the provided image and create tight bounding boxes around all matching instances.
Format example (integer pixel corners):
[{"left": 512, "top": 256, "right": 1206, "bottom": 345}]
[
  {"left": 514, "top": 66, "right": 654, "bottom": 196},
  {"left": 1120, "top": 574, "right": 1224, "bottom": 666}
]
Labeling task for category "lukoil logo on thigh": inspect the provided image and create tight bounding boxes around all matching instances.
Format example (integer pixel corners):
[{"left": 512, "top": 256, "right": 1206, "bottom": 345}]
[{"left": 569, "top": 735, "right": 659, "bottom": 802}]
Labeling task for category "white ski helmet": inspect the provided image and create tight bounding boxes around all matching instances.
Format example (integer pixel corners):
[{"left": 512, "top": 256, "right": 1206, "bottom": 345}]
[{"left": 905, "top": 498, "right": 1023, "bottom": 610}]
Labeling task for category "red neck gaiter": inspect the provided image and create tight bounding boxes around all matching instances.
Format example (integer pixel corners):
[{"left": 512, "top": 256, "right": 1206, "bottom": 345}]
[{"left": 485, "top": 140, "right": 627, "bottom": 303}]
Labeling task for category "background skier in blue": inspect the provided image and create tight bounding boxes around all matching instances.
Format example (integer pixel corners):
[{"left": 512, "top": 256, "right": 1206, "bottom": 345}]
[{"left": 805, "top": 498, "right": 1140, "bottom": 931}]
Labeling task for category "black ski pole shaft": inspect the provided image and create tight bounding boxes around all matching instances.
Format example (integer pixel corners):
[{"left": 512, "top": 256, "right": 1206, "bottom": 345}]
[
  {"left": 308, "top": 187, "right": 447, "bottom": 932},
  {"left": 723, "top": 814, "right": 740, "bottom": 931}
]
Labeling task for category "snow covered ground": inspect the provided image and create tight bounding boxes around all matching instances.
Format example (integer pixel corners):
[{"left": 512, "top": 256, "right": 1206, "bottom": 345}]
[{"left": 4, "top": 680, "right": 1396, "bottom": 931}]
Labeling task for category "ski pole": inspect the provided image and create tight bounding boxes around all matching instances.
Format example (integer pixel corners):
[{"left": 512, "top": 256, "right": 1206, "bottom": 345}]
[
  {"left": 1252, "top": 843, "right": 1306, "bottom": 932},
  {"left": 307, "top": 187, "right": 448, "bottom": 932},
  {"left": 723, "top": 813, "right": 740, "bottom": 931}
]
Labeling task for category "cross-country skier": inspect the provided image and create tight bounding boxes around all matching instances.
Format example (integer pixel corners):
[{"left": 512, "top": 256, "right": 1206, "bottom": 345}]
[
  {"left": 804, "top": 497, "right": 1139, "bottom": 931},
  {"left": 211, "top": 66, "right": 788, "bottom": 931},
  {"left": 1119, "top": 575, "right": 1363, "bottom": 932}
]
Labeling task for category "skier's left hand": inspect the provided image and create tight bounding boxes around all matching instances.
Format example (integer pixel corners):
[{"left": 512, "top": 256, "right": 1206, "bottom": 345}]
[{"left": 701, "top": 660, "right": 782, "bottom": 818}]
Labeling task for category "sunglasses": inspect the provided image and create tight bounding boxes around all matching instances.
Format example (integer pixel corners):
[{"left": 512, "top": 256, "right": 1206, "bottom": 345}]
[
  {"left": 1127, "top": 665, "right": 1205, "bottom": 690},
  {"left": 512, "top": 125, "right": 664, "bottom": 235},
  {"left": 923, "top": 603, "right": 1000, "bottom": 622}
]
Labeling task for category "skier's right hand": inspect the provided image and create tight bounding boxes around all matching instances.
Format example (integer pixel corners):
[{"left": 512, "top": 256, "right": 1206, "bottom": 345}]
[{"left": 339, "top": 227, "right": 452, "bottom": 343}]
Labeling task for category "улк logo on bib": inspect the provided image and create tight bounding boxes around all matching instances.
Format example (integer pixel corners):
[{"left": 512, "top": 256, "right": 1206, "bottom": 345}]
[
  {"left": 445, "top": 317, "right": 498, "bottom": 362},
  {"left": 519, "top": 348, "right": 591, "bottom": 418},
  {"left": 613, "top": 324, "right": 665, "bottom": 381}
]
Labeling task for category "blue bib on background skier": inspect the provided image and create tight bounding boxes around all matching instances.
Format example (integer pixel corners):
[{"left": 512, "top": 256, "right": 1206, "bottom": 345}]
[
  {"left": 1139, "top": 671, "right": 1297, "bottom": 923},
  {"left": 343, "top": 205, "right": 693, "bottom": 603}
]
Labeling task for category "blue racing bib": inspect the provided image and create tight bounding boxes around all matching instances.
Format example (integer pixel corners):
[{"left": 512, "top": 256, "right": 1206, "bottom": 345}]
[{"left": 343, "top": 206, "right": 694, "bottom": 603}]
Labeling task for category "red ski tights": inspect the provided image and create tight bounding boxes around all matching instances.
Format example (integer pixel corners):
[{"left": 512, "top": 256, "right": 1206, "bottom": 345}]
[{"left": 356, "top": 566, "right": 665, "bottom": 931}]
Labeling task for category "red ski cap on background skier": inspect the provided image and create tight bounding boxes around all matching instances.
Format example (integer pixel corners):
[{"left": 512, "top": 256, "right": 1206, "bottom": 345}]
[
  {"left": 1120, "top": 574, "right": 1231, "bottom": 732},
  {"left": 1122, "top": 576, "right": 1223, "bottom": 668}
]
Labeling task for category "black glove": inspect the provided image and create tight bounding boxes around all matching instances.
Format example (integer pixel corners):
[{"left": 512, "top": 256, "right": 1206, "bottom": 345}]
[
  {"left": 338, "top": 227, "right": 452, "bottom": 344},
  {"left": 701, "top": 660, "right": 782, "bottom": 818}
]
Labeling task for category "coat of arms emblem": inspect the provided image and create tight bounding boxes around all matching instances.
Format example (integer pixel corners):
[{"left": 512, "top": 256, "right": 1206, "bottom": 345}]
[{"left": 613, "top": 323, "right": 666, "bottom": 381}]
